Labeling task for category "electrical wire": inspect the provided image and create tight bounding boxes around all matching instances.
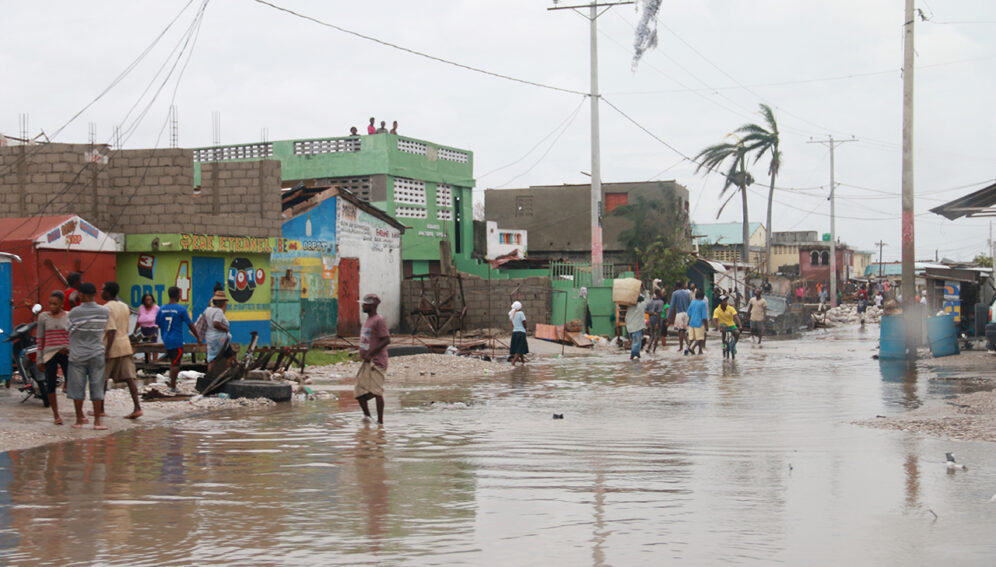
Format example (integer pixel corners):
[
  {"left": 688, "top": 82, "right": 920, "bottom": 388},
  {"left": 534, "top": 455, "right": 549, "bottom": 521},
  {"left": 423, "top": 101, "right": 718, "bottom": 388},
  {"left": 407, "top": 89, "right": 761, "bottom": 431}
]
[
  {"left": 251, "top": 0, "right": 586, "bottom": 96},
  {"left": 476, "top": 96, "right": 588, "bottom": 182},
  {"left": 0, "top": 0, "right": 197, "bottom": 179},
  {"left": 494, "top": 99, "right": 586, "bottom": 189},
  {"left": 3, "top": 2, "right": 211, "bottom": 299}
]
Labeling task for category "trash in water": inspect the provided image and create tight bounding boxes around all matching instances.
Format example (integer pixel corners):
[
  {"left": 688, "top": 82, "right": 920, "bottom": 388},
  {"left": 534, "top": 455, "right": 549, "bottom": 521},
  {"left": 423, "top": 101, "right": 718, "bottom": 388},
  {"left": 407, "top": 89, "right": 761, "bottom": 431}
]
[{"left": 553, "top": 413, "right": 564, "bottom": 420}]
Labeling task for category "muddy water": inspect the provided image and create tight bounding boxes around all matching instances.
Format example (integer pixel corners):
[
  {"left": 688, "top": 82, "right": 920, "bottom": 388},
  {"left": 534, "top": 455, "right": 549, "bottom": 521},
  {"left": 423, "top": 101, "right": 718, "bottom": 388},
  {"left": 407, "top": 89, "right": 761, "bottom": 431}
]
[{"left": 2, "top": 327, "right": 995, "bottom": 566}]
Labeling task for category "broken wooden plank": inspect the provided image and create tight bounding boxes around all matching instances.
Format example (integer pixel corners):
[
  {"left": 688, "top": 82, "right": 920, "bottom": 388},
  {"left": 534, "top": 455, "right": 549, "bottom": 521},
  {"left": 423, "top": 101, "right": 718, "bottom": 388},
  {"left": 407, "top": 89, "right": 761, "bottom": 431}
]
[{"left": 567, "top": 332, "right": 593, "bottom": 348}]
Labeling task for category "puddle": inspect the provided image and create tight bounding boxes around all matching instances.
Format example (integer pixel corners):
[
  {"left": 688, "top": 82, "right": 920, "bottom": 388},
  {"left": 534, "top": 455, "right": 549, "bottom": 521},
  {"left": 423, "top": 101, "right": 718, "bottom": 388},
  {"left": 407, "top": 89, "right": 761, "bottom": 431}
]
[{"left": 1, "top": 327, "right": 995, "bottom": 565}]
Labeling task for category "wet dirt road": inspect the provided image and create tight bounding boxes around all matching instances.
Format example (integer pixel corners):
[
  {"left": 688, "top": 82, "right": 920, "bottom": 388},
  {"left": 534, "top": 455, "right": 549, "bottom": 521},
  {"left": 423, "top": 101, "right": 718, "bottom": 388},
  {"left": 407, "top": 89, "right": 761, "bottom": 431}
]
[{"left": 1, "top": 327, "right": 995, "bottom": 565}]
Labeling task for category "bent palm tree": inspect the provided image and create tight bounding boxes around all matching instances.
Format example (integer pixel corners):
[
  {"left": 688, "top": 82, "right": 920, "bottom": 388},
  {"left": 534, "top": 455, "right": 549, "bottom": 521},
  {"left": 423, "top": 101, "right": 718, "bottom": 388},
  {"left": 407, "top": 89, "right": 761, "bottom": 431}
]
[
  {"left": 694, "top": 139, "right": 754, "bottom": 263},
  {"left": 738, "top": 104, "right": 782, "bottom": 276}
]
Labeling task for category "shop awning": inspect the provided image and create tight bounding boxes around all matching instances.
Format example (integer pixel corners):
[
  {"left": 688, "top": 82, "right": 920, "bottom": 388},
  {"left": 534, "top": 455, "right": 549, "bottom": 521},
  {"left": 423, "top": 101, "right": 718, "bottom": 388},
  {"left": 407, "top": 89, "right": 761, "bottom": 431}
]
[{"left": 930, "top": 181, "right": 996, "bottom": 220}]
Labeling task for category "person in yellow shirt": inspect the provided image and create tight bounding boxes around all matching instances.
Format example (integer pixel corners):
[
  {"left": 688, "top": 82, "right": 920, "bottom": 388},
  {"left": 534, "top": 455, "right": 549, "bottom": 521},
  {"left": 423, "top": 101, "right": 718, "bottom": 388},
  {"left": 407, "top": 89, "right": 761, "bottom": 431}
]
[{"left": 712, "top": 295, "right": 742, "bottom": 342}]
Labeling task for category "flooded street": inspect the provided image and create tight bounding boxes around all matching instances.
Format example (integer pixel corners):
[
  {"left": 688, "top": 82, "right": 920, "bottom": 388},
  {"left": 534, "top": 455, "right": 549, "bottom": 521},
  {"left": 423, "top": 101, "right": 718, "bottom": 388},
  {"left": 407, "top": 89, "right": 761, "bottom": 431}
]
[{"left": 2, "top": 327, "right": 996, "bottom": 566}]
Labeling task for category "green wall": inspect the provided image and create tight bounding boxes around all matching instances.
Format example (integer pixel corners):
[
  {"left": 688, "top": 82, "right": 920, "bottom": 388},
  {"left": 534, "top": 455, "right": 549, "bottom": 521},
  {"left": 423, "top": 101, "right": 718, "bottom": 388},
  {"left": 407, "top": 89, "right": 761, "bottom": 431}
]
[
  {"left": 192, "top": 134, "right": 474, "bottom": 191},
  {"left": 191, "top": 134, "right": 476, "bottom": 268}
]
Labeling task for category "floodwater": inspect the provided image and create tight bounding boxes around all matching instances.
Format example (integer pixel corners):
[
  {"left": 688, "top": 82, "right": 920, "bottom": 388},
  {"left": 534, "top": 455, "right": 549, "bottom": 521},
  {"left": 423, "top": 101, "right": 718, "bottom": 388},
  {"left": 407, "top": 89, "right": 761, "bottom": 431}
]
[{"left": 2, "top": 327, "right": 995, "bottom": 566}]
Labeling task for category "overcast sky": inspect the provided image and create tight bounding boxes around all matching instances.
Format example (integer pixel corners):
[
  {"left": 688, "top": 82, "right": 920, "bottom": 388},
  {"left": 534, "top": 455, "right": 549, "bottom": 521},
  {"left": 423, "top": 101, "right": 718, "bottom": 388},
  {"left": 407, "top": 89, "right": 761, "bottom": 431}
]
[{"left": 3, "top": 0, "right": 994, "bottom": 262}]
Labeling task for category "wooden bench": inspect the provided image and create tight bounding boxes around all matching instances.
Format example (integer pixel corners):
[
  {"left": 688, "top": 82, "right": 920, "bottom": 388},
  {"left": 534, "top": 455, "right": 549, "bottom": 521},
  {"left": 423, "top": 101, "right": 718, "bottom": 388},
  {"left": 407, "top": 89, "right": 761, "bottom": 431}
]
[{"left": 131, "top": 342, "right": 237, "bottom": 372}]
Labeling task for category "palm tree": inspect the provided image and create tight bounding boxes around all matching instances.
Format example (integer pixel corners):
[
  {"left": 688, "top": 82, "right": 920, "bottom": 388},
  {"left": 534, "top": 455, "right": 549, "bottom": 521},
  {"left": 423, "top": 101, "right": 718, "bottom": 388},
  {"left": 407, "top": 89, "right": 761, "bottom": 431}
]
[
  {"left": 694, "top": 139, "right": 754, "bottom": 263},
  {"left": 737, "top": 104, "right": 782, "bottom": 276}
]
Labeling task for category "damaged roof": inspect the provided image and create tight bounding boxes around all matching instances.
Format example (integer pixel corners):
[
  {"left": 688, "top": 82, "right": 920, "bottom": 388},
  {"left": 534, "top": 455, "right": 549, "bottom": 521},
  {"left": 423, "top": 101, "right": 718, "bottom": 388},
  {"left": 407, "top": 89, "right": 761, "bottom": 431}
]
[{"left": 930, "top": 180, "right": 996, "bottom": 220}]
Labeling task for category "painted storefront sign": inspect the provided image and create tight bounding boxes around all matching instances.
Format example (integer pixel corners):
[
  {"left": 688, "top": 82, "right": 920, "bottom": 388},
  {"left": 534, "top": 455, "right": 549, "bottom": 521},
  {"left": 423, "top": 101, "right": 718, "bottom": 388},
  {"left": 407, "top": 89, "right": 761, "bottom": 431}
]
[
  {"left": 35, "top": 215, "right": 119, "bottom": 252},
  {"left": 338, "top": 201, "right": 400, "bottom": 253},
  {"left": 117, "top": 250, "right": 272, "bottom": 345}
]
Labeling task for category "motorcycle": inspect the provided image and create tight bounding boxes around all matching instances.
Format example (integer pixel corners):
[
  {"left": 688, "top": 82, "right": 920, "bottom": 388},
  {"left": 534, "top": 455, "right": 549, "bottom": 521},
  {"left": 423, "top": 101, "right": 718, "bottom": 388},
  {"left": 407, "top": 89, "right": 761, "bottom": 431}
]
[{"left": 2, "top": 304, "right": 48, "bottom": 404}]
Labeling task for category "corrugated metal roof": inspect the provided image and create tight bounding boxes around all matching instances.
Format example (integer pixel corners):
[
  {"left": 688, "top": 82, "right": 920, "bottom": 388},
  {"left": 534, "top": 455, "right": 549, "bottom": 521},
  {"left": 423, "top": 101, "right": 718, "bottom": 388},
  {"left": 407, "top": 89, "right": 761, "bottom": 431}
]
[
  {"left": 0, "top": 215, "right": 74, "bottom": 242},
  {"left": 693, "top": 222, "right": 762, "bottom": 246},
  {"left": 930, "top": 181, "right": 996, "bottom": 220}
]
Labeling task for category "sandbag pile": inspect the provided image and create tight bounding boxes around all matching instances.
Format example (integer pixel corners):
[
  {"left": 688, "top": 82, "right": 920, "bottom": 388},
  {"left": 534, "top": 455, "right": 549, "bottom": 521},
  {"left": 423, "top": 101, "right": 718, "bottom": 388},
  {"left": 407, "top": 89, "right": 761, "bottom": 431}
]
[{"left": 821, "top": 303, "right": 883, "bottom": 326}]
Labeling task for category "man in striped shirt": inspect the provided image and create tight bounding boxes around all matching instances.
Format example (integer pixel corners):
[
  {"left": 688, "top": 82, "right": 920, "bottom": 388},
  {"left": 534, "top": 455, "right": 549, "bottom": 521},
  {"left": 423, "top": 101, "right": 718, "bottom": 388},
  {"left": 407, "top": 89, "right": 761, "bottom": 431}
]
[{"left": 67, "top": 282, "right": 110, "bottom": 430}]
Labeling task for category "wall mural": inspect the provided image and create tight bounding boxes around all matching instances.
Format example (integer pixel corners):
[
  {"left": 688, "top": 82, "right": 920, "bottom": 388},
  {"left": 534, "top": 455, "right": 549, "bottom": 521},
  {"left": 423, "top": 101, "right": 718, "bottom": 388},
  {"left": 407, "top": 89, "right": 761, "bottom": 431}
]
[{"left": 272, "top": 196, "right": 338, "bottom": 301}]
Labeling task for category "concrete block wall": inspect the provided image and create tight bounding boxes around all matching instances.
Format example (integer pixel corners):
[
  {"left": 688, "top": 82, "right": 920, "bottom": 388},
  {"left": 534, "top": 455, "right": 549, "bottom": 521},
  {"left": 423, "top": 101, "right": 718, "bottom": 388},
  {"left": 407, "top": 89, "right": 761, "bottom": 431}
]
[
  {"left": 0, "top": 144, "right": 282, "bottom": 237},
  {"left": 401, "top": 275, "right": 551, "bottom": 333}
]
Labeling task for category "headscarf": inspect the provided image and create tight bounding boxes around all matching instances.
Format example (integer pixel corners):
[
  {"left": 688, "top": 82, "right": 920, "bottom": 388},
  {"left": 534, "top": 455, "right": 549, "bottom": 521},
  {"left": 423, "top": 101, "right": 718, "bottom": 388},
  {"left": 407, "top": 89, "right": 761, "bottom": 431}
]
[{"left": 508, "top": 300, "right": 522, "bottom": 321}]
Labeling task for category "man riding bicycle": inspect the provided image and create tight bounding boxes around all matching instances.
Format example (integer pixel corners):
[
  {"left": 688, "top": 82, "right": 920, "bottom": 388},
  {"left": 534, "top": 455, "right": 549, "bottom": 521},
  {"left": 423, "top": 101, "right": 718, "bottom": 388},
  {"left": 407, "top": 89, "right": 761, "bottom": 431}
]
[{"left": 712, "top": 295, "right": 743, "bottom": 355}]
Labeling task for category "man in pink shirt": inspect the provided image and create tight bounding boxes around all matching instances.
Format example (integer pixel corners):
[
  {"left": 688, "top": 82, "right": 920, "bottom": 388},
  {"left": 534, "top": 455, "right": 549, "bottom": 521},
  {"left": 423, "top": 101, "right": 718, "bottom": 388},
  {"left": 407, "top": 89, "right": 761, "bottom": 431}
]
[
  {"left": 367, "top": 117, "right": 376, "bottom": 135},
  {"left": 355, "top": 294, "right": 390, "bottom": 425}
]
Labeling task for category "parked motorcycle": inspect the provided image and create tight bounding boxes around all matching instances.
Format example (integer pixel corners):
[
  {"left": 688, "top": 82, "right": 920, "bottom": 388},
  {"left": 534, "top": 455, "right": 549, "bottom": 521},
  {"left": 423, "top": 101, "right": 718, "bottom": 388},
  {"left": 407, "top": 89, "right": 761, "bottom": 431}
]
[{"left": 3, "top": 304, "right": 48, "bottom": 404}]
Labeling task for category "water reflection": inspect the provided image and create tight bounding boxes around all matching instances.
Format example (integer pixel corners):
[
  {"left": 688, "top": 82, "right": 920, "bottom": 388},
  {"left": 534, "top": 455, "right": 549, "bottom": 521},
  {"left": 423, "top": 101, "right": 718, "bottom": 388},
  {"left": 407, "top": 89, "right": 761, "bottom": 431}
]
[
  {"left": 879, "top": 360, "right": 921, "bottom": 409},
  {"left": 1, "top": 327, "right": 995, "bottom": 565}
]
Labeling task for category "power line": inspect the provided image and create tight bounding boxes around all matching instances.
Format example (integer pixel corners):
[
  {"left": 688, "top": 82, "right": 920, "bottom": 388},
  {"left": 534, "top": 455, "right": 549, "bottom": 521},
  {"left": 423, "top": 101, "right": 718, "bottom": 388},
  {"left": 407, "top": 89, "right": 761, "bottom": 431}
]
[
  {"left": 494, "top": 96, "right": 586, "bottom": 189},
  {"left": 0, "top": 1, "right": 209, "bottom": 265},
  {"left": 251, "top": 0, "right": 587, "bottom": 96},
  {"left": 477, "top": 96, "right": 588, "bottom": 182},
  {"left": 0, "top": 0, "right": 198, "bottom": 179}
]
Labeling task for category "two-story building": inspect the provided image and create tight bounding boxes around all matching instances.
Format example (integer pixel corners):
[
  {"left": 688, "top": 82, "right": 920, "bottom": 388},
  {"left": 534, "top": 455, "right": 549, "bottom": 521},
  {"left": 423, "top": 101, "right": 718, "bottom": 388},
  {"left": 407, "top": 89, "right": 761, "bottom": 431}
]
[
  {"left": 191, "top": 134, "right": 474, "bottom": 278},
  {"left": 484, "top": 180, "right": 690, "bottom": 268},
  {"left": 693, "top": 222, "right": 766, "bottom": 266}
]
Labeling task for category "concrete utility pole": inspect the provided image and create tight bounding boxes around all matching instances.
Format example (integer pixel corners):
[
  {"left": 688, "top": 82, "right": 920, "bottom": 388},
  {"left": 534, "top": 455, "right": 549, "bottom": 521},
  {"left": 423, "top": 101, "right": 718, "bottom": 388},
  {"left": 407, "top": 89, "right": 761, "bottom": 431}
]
[
  {"left": 549, "top": 1, "right": 633, "bottom": 282},
  {"left": 901, "top": 0, "right": 916, "bottom": 339},
  {"left": 875, "top": 240, "right": 887, "bottom": 279},
  {"left": 808, "top": 136, "right": 855, "bottom": 308}
]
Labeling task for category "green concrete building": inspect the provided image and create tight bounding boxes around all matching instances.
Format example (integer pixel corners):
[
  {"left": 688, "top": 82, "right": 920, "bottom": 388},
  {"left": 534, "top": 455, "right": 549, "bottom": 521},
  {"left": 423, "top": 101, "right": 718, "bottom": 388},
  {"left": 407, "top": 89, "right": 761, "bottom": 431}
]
[{"left": 191, "top": 134, "right": 475, "bottom": 277}]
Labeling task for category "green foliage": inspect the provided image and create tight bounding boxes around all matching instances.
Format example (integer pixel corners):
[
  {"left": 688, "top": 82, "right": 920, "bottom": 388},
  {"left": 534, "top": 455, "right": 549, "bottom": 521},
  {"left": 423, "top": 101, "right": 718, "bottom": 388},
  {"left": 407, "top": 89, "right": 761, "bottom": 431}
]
[
  {"left": 972, "top": 254, "right": 993, "bottom": 268},
  {"left": 693, "top": 142, "right": 753, "bottom": 198},
  {"left": 637, "top": 239, "right": 694, "bottom": 289},
  {"left": 611, "top": 190, "right": 689, "bottom": 264},
  {"left": 305, "top": 349, "right": 356, "bottom": 367}
]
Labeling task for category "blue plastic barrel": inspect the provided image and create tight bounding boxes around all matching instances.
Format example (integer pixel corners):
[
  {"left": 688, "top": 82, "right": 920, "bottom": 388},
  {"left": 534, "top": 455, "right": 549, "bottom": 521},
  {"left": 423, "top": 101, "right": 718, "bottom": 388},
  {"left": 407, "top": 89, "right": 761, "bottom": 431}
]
[
  {"left": 926, "top": 314, "right": 959, "bottom": 357},
  {"left": 879, "top": 315, "right": 907, "bottom": 360}
]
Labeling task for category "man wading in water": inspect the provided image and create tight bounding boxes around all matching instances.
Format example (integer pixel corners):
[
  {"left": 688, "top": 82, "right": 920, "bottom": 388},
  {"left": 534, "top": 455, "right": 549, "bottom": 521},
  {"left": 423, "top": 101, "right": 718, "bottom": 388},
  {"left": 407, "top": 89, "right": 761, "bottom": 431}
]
[{"left": 355, "top": 294, "right": 390, "bottom": 425}]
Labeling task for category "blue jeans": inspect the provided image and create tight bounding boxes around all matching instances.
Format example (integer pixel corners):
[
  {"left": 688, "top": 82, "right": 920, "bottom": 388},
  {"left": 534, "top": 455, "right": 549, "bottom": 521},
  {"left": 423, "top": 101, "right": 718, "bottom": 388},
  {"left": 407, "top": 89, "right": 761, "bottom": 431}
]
[{"left": 630, "top": 331, "right": 643, "bottom": 357}]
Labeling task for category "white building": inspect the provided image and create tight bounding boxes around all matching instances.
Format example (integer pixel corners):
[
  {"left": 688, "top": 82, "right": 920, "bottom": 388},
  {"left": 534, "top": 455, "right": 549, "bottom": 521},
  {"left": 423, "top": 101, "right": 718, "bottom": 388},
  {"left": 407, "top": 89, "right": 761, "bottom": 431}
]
[{"left": 485, "top": 221, "right": 528, "bottom": 260}]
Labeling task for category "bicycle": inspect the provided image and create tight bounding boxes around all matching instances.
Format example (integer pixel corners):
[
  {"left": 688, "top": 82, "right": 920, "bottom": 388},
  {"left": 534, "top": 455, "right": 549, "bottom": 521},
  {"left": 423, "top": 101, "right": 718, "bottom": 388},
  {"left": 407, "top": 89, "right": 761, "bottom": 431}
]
[{"left": 720, "top": 325, "right": 739, "bottom": 360}]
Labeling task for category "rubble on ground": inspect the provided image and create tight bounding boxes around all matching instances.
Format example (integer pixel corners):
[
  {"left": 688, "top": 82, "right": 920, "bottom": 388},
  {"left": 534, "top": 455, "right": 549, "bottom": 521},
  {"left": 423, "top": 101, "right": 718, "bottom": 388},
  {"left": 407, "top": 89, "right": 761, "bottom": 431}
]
[
  {"left": 856, "top": 389, "right": 996, "bottom": 442},
  {"left": 310, "top": 353, "right": 508, "bottom": 382}
]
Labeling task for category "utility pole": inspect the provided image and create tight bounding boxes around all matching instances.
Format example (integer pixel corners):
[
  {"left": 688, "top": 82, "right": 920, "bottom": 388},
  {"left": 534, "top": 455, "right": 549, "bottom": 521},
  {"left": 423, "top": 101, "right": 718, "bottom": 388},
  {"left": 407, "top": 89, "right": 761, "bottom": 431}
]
[
  {"left": 875, "top": 240, "right": 887, "bottom": 279},
  {"left": 989, "top": 221, "right": 994, "bottom": 265},
  {"left": 549, "top": 1, "right": 633, "bottom": 283},
  {"left": 808, "top": 135, "right": 855, "bottom": 309},
  {"left": 901, "top": 0, "right": 917, "bottom": 353}
]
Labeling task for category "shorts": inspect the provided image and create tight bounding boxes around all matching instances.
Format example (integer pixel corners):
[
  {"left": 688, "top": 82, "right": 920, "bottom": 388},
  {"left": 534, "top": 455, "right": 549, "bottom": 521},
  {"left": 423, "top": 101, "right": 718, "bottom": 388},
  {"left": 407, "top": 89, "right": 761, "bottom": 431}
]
[
  {"left": 106, "top": 355, "right": 137, "bottom": 382},
  {"left": 354, "top": 360, "right": 386, "bottom": 398},
  {"left": 166, "top": 347, "right": 184, "bottom": 368},
  {"left": 67, "top": 356, "right": 106, "bottom": 401},
  {"left": 673, "top": 312, "right": 690, "bottom": 331},
  {"left": 689, "top": 326, "right": 705, "bottom": 341}
]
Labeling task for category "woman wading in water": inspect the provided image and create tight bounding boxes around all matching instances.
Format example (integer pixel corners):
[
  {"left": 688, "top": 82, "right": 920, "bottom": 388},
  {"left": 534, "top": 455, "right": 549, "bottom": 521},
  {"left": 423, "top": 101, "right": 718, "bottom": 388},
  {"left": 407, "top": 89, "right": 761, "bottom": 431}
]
[{"left": 508, "top": 301, "right": 528, "bottom": 366}]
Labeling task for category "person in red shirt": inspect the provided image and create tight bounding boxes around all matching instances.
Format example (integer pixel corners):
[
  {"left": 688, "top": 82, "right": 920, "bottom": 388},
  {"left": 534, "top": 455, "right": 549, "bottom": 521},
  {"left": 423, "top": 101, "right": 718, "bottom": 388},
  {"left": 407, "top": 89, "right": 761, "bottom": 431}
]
[
  {"left": 62, "top": 272, "right": 83, "bottom": 312},
  {"left": 367, "top": 117, "right": 376, "bottom": 135},
  {"left": 354, "top": 294, "right": 390, "bottom": 425}
]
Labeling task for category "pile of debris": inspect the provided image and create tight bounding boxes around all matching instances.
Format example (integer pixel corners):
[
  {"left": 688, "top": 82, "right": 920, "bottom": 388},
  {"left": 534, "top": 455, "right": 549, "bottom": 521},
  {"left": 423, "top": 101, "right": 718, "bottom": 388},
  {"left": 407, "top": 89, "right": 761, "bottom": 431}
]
[
  {"left": 313, "top": 353, "right": 506, "bottom": 382},
  {"left": 817, "top": 304, "right": 884, "bottom": 326}
]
